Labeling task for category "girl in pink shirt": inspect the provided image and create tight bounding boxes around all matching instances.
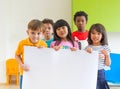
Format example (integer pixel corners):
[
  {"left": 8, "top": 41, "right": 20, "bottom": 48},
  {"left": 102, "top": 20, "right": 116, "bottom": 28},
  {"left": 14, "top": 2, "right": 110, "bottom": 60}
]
[{"left": 50, "top": 19, "right": 78, "bottom": 51}]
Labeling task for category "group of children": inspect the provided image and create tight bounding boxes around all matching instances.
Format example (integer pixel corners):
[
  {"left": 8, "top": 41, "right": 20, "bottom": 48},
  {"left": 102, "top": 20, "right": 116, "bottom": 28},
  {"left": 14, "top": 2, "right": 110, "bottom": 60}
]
[{"left": 15, "top": 11, "right": 111, "bottom": 89}]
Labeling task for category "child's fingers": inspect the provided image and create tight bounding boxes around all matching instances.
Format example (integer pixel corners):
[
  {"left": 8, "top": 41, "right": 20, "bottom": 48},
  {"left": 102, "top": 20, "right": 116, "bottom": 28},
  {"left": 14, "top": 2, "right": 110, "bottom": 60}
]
[
  {"left": 21, "top": 64, "right": 30, "bottom": 71},
  {"left": 70, "top": 47, "right": 77, "bottom": 51},
  {"left": 101, "top": 50, "right": 108, "bottom": 55},
  {"left": 37, "top": 46, "right": 44, "bottom": 48},
  {"left": 86, "top": 47, "right": 92, "bottom": 53},
  {"left": 53, "top": 46, "right": 61, "bottom": 51}
]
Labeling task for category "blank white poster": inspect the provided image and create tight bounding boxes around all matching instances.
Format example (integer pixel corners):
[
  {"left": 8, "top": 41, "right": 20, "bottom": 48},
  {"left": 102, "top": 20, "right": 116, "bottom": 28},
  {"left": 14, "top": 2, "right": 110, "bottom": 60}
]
[{"left": 23, "top": 46, "right": 98, "bottom": 89}]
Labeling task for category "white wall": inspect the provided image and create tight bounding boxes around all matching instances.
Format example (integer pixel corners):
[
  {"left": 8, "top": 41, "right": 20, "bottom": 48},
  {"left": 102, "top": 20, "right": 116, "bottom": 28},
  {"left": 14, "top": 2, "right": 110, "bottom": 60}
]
[
  {"left": 0, "top": 0, "right": 71, "bottom": 83},
  {"left": 107, "top": 32, "right": 120, "bottom": 54}
]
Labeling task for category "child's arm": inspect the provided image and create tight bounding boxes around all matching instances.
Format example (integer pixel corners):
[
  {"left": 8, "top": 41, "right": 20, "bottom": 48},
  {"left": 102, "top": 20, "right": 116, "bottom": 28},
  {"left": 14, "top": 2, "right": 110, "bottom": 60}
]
[
  {"left": 15, "top": 55, "right": 29, "bottom": 71},
  {"left": 101, "top": 50, "right": 111, "bottom": 66},
  {"left": 50, "top": 41, "right": 61, "bottom": 51},
  {"left": 52, "top": 46, "right": 61, "bottom": 51},
  {"left": 70, "top": 41, "right": 79, "bottom": 51},
  {"left": 70, "top": 47, "right": 77, "bottom": 51}
]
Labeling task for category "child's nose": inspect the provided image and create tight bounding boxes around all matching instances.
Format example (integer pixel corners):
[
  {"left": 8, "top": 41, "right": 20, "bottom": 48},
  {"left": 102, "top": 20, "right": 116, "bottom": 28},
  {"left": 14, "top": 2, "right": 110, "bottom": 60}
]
[
  {"left": 34, "top": 34, "right": 39, "bottom": 37},
  {"left": 46, "top": 28, "right": 49, "bottom": 31},
  {"left": 80, "top": 21, "right": 82, "bottom": 24}
]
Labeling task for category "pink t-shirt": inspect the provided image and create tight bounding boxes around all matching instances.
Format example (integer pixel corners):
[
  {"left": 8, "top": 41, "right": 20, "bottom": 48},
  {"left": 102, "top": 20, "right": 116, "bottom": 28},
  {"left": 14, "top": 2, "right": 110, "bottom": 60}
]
[{"left": 50, "top": 41, "right": 79, "bottom": 49}]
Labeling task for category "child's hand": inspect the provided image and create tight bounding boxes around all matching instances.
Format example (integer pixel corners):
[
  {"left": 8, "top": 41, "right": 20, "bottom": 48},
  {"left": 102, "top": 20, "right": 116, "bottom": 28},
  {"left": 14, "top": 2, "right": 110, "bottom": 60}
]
[
  {"left": 37, "top": 46, "right": 44, "bottom": 48},
  {"left": 86, "top": 47, "right": 92, "bottom": 53},
  {"left": 53, "top": 46, "right": 61, "bottom": 51},
  {"left": 21, "top": 64, "right": 29, "bottom": 71},
  {"left": 99, "top": 50, "right": 109, "bottom": 59},
  {"left": 101, "top": 49, "right": 111, "bottom": 66},
  {"left": 101, "top": 50, "right": 108, "bottom": 56},
  {"left": 70, "top": 47, "right": 77, "bottom": 51}
]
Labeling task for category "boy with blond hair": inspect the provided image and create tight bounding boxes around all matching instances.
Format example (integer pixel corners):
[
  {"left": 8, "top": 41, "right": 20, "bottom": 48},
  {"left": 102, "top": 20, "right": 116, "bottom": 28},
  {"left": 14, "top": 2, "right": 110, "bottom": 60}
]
[{"left": 15, "top": 19, "right": 47, "bottom": 89}]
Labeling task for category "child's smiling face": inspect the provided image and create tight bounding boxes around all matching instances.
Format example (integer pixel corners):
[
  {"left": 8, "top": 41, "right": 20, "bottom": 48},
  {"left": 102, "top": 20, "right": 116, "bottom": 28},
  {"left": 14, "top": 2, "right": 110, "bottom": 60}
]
[
  {"left": 27, "top": 29, "right": 42, "bottom": 44},
  {"left": 56, "top": 26, "right": 68, "bottom": 40},
  {"left": 90, "top": 29, "right": 102, "bottom": 46}
]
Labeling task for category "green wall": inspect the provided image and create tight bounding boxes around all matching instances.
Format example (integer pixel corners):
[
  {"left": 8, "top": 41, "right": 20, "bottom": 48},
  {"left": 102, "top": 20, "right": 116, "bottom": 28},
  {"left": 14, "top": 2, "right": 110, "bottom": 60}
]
[{"left": 72, "top": 0, "right": 120, "bottom": 32}]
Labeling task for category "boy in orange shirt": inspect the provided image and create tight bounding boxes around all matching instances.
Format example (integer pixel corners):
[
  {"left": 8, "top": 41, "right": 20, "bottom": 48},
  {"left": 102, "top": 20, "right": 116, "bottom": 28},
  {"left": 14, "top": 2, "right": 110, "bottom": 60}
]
[{"left": 15, "top": 19, "right": 47, "bottom": 89}]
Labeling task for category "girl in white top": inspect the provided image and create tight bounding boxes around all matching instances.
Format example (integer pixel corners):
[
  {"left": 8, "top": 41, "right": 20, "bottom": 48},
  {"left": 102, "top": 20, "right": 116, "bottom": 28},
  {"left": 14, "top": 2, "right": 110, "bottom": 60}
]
[{"left": 85, "top": 23, "right": 111, "bottom": 89}]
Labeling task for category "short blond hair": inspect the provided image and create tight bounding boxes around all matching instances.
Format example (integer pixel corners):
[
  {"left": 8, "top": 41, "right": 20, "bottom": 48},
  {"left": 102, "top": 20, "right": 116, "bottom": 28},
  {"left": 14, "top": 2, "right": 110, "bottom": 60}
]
[{"left": 28, "top": 19, "right": 43, "bottom": 31}]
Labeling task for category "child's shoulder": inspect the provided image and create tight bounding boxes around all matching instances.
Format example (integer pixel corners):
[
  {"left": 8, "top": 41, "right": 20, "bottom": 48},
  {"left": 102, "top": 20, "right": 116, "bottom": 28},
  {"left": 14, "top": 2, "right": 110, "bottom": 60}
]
[
  {"left": 39, "top": 40, "right": 47, "bottom": 44},
  {"left": 50, "top": 41, "right": 56, "bottom": 45},
  {"left": 39, "top": 40, "right": 48, "bottom": 47},
  {"left": 18, "top": 38, "right": 28, "bottom": 44},
  {"left": 72, "top": 30, "right": 88, "bottom": 34},
  {"left": 72, "top": 31, "right": 78, "bottom": 34}
]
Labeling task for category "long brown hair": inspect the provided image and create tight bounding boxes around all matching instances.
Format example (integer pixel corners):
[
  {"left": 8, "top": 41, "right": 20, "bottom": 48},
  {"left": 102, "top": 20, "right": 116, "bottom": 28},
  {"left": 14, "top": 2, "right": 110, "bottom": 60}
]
[
  {"left": 88, "top": 23, "right": 108, "bottom": 45},
  {"left": 53, "top": 19, "right": 74, "bottom": 47}
]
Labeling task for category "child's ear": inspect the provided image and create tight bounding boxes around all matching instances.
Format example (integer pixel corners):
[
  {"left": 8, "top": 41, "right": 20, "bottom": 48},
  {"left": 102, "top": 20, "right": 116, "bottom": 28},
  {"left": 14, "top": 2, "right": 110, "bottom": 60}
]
[{"left": 26, "top": 29, "right": 29, "bottom": 34}]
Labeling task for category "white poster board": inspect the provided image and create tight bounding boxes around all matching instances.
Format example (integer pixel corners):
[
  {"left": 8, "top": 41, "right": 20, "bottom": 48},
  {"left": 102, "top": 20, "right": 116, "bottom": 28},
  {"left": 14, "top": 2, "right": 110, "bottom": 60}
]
[{"left": 23, "top": 46, "right": 98, "bottom": 89}]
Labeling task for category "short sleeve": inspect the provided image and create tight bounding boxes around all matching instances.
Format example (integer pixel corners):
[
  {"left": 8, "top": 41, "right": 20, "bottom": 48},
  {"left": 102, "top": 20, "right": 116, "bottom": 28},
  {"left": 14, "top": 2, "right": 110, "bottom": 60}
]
[{"left": 15, "top": 41, "right": 23, "bottom": 56}]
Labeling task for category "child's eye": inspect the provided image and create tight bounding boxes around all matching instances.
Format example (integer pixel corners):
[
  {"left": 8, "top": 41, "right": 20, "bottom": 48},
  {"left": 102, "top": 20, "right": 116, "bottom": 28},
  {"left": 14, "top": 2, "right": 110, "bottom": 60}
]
[
  {"left": 98, "top": 32, "right": 101, "bottom": 35},
  {"left": 37, "top": 33, "right": 41, "bottom": 35},
  {"left": 48, "top": 27, "right": 51, "bottom": 30},
  {"left": 76, "top": 20, "right": 80, "bottom": 23},
  {"left": 91, "top": 32, "right": 95, "bottom": 34},
  {"left": 62, "top": 26, "right": 65, "bottom": 29},
  {"left": 31, "top": 32, "right": 35, "bottom": 34},
  {"left": 57, "top": 28, "right": 60, "bottom": 30},
  {"left": 82, "top": 20, "right": 85, "bottom": 23}
]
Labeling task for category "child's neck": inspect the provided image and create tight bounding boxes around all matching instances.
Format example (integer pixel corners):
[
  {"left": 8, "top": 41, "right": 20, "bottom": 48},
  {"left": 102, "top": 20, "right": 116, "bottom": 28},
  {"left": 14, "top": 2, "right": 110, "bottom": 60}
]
[
  {"left": 61, "top": 38, "right": 68, "bottom": 41},
  {"left": 92, "top": 43, "right": 101, "bottom": 46},
  {"left": 44, "top": 35, "right": 53, "bottom": 40},
  {"left": 78, "top": 28, "right": 86, "bottom": 32}
]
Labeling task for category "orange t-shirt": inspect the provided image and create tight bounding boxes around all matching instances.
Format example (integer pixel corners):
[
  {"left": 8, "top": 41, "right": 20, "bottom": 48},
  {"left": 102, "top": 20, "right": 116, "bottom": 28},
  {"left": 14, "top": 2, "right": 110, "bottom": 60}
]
[{"left": 15, "top": 38, "right": 47, "bottom": 75}]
